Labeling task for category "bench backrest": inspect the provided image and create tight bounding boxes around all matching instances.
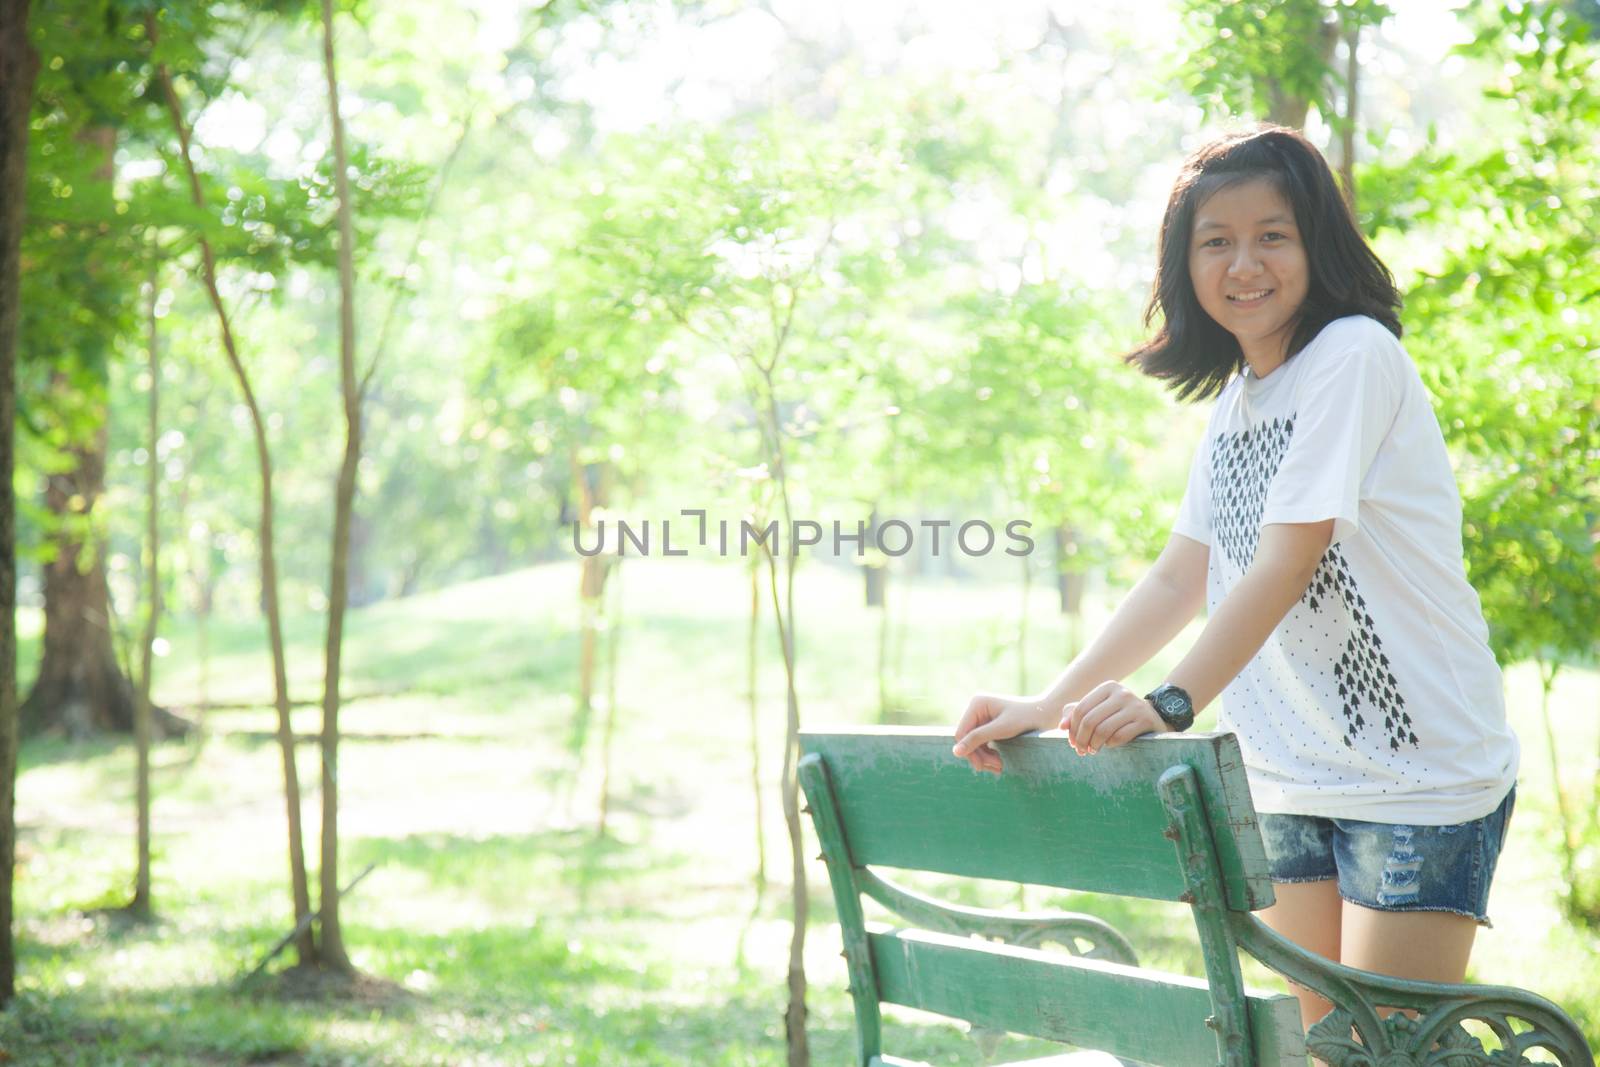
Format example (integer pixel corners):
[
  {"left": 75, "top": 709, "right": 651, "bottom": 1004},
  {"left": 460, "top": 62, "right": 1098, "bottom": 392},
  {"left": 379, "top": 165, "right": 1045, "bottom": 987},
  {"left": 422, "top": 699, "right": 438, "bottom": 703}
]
[
  {"left": 803, "top": 727, "right": 1274, "bottom": 909},
  {"left": 799, "top": 727, "right": 1305, "bottom": 1067}
]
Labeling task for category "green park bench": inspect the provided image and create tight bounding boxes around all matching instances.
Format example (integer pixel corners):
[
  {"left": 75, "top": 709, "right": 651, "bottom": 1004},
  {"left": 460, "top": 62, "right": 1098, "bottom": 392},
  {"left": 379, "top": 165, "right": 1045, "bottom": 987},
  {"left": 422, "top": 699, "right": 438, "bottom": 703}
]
[{"left": 798, "top": 726, "right": 1594, "bottom": 1067}]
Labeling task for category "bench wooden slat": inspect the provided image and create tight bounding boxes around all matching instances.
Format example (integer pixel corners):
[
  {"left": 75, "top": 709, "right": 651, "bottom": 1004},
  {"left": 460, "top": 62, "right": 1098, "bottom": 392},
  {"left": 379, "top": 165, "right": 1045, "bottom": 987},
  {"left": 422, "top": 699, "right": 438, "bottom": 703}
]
[
  {"left": 802, "top": 727, "right": 1273, "bottom": 910},
  {"left": 868, "top": 926, "right": 1306, "bottom": 1067}
]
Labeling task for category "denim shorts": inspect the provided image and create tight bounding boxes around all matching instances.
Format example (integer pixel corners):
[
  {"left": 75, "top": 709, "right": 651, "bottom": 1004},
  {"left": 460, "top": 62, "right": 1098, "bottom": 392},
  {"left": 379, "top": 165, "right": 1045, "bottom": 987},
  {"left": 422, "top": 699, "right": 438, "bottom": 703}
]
[{"left": 1256, "top": 784, "right": 1516, "bottom": 928}]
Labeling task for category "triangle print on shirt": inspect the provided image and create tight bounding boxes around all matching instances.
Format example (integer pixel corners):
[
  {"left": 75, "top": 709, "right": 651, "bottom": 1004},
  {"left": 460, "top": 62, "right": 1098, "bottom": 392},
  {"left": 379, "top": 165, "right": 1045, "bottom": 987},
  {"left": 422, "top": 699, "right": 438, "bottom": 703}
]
[{"left": 1210, "top": 415, "right": 1419, "bottom": 755}]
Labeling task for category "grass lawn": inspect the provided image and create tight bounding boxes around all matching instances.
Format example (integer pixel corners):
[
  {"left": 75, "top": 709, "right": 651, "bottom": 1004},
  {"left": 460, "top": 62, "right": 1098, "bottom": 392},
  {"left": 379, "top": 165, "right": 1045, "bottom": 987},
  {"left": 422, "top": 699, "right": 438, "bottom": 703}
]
[{"left": 1, "top": 556, "right": 1595, "bottom": 1065}]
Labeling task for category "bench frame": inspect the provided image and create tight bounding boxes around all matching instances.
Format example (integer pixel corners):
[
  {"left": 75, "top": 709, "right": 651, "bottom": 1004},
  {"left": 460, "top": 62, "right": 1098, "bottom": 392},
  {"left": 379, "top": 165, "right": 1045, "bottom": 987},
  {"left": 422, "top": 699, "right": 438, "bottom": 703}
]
[{"left": 800, "top": 727, "right": 1594, "bottom": 1067}]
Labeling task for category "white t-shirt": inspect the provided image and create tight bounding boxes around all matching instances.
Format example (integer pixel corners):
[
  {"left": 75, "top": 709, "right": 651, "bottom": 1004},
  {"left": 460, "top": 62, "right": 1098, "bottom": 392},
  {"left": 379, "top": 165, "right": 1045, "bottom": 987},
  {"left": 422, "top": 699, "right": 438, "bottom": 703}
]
[{"left": 1173, "top": 314, "right": 1520, "bottom": 824}]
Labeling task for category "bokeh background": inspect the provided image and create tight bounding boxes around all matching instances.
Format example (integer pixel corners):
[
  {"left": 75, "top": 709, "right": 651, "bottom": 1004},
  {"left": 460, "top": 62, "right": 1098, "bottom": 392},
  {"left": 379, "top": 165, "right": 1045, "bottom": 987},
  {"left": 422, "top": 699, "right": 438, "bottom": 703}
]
[{"left": 0, "top": 0, "right": 1596, "bottom": 1063}]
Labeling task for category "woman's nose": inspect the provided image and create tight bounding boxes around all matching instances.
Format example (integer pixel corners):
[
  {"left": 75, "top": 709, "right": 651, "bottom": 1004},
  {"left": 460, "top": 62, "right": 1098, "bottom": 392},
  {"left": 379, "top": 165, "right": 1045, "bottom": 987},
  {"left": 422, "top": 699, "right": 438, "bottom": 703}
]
[{"left": 1228, "top": 248, "right": 1262, "bottom": 277}]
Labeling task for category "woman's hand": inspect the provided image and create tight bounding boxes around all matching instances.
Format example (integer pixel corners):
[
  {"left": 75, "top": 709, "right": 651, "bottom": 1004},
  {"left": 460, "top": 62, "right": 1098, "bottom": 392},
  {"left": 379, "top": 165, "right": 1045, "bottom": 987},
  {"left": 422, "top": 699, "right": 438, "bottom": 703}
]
[
  {"left": 951, "top": 693, "right": 1052, "bottom": 775},
  {"left": 1061, "top": 681, "right": 1166, "bottom": 755}
]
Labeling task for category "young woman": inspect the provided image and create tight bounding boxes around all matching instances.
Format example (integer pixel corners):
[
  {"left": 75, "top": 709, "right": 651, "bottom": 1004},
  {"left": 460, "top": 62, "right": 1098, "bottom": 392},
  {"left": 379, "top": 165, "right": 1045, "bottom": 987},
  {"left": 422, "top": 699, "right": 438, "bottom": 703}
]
[{"left": 949, "top": 125, "right": 1520, "bottom": 1033}]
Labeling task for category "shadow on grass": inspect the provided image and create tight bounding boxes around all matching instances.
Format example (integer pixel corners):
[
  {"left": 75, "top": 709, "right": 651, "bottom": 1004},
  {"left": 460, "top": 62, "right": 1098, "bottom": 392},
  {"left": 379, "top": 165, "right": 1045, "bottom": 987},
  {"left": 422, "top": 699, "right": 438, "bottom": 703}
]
[
  {"left": 17, "top": 733, "right": 131, "bottom": 774},
  {"left": 346, "top": 828, "right": 694, "bottom": 921},
  {"left": 0, "top": 904, "right": 1053, "bottom": 1067},
  {"left": 0, "top": 981, "right": 315, "bottom": 1066},
  {"left": 0, "top": 916, "right": 646, "bottom": 1065},
  {"left": 159, "top": 608, "right": 580, "bottom": 710}
]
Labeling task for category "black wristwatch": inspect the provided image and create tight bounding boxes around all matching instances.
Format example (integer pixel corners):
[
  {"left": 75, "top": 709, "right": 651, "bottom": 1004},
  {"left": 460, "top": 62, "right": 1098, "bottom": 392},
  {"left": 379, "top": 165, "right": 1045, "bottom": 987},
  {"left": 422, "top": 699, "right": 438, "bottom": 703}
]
[{"left": 1145, "top": 684, "right": 1195, "bottom": 732}]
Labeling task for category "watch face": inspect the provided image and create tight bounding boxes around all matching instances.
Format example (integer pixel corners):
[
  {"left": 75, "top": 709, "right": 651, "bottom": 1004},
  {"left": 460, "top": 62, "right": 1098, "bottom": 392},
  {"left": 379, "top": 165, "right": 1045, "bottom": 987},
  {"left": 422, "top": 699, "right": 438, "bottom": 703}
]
[{"left": 1150, "top": 686, "right": 1192, "bottom": 728}]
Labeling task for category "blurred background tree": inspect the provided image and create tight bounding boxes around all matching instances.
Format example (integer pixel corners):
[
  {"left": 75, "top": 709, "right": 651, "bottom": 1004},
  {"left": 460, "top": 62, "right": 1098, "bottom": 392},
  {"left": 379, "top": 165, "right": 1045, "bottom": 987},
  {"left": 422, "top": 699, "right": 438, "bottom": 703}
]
[{"left": 0, "top": 0, "right": 1595, "bottom": 1058}]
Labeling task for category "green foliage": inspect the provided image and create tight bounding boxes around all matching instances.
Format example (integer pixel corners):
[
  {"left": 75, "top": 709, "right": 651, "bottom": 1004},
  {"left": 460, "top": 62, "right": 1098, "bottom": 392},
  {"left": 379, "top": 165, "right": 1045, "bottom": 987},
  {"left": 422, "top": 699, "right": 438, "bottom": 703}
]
[
  {"left": 21, "top": 0, "right": 147, "bottom": 408},
  {"left": 22, "top": 0, "right": 1598, "bottom": 676},
  {"left": 917, "top": 283, "right": 1169, "bottom": 568},
  {"left": 1363, "top": 0, "right": 1600, "bottom": 668},
  {"left": 502, "top": 79, "right": 1177, "bottom": 592},
  {"left": 1173, "top": 0, "right": 1391, "bottom": 121}
]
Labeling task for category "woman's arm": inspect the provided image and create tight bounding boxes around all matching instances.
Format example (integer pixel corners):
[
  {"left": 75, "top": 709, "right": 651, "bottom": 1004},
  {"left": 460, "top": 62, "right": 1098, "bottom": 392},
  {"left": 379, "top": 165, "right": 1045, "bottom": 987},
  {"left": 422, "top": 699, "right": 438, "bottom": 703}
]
[
  {"left": 1034, "top": 531, "right": 1210, "bottom": 716},
  {"left": 952, "top": 531, "right": 1208, "bottom": 770},
  {"left": 1066, "top": 519, "right": 1333, "bottom": 752}
]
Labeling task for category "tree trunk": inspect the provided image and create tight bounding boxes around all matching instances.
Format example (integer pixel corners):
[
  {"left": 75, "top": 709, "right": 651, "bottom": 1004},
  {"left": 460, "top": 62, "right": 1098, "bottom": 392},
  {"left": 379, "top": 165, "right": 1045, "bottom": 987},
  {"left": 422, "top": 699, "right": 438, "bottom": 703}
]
[
  {"left": 1054, "top": 525, "right": 1086, "bottom": 661},
  {"left": 0, "top": 0, "right": 42, "bottom": 1007},
  {"left": 866, "top": 507, "right": 890, "bottom": 720},
  {"left": 875, "top": 562, "right": 892, "bottom": 723},
  {"left": 573, "top": 456, "right": 610, "bottom": 755},
  {"left": 21, "top": 124, "right": 141, "bottom": 739},
  {"left": 1340, "top": 22, "right": 1359, "bottom": 213},
  {"left": 746, "top": 554, "right": 765, "bottom": 890},
  {"left": 1017, "top": 552, "right": 1031, "bottom": 696},
  {"left": 863, "top": 506, "right": 885, "bottom": 608},
  {"left": 1593, "top": 685, "right": 1600, "bottom": 839},
  {"left": 1266, "top": 17, "right": 1339, "bottom": 129},
  {"left": 1537, "top": 661, "right": 1577, "bottom": 900},
  {"left": 153, "top": 29, "right": 315, "bottom": 967},
  {"left": 166, "top": 479, "right": 204, "bottom": 746},
  {"left": 21, "top": 410, "right": 139, "bottom": 737},
  {"left": 130, "top": 263, "right": 161, "bottom": 920},
  {"left": 595, "top": 559, "right": 622, "bottom": 838},
  {"left": 1053, "top": 525, "right": 1085, "bottom": 614},
  {"left": 756, "top": 381, "right": 809, "bottom": 1067},
  {"left": 316, "top": 0, "right": 359, "bottom": 974},
  {"left": 891, "top": 554, "right": 911, "bottom": 689},
  {"left": 191, "top": 518, "right": 215, "bottom": 719}
]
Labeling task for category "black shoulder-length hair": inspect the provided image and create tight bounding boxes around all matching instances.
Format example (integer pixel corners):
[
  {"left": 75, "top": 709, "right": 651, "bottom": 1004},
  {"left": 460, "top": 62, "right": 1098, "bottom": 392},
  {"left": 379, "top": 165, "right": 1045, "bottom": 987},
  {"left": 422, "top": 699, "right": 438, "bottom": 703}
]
[{"left": 1124, "top": 124, "right": 1403, "bottom": 402}]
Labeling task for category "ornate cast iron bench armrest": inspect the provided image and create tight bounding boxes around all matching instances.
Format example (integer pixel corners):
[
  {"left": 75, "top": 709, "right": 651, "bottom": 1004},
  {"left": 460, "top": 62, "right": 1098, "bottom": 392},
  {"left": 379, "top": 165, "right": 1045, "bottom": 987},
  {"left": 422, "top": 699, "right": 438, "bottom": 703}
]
[{"left": 1229, "top": 912, "right": 1594, "bottom": 1067}]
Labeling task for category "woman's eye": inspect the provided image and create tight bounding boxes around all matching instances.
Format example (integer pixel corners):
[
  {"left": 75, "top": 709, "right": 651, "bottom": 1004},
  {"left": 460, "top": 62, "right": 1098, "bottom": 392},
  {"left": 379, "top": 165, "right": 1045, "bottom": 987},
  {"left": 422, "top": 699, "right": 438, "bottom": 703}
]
[
  {"left": 1263, "top": 231, "right": 1287, "bottom": 242},
  {"left": 1203, "top": 237, "right": 1227, "bottom": 248}
]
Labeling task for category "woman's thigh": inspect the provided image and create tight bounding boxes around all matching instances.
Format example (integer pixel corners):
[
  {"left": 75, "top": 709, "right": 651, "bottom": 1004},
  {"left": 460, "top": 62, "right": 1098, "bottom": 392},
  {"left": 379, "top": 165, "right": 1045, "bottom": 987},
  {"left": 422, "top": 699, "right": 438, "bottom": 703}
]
[
  {"left": 1258, "top": 879, "right": 1342, "bottom": 1032},
  {"left": 1340, "top": 901, "right": 1477, "bottom": 983},
  {"left": 1259, "top": 878, "right": 1343, "bottom": 961}
]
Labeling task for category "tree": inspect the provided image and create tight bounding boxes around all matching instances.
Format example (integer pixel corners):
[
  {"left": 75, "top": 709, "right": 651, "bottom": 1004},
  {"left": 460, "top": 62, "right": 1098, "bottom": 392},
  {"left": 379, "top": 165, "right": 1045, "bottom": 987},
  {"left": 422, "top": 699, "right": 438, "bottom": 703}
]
[
  {"left": 17, "top": 4, "right": 146, "bottom": 737},
  {"left": 0, "top": 0, "right": 41, "bottom": 1006},
  {"left": 581, "top": 109, "right": 917, "bottom": 1067},
  {"left": 1173, "top": 0, "right": 1392, "bottom": 205},
  {"left": 149, "top": 9, "right": 316, "bottom": 967},
  {"left": 490, "top": 193, "right": 684, "bottom": 818},
  {"left": 130, "top": 259, "right": 161, "bottom": 920},
  {"left": 315, "top": 0, "right": 359, "bottom": 973},
  {"left": 24, "top": 375, "right": 138, "bottom": 737},
  {"left": 143, "top": 2, "right": 426, "bottom": 968}
]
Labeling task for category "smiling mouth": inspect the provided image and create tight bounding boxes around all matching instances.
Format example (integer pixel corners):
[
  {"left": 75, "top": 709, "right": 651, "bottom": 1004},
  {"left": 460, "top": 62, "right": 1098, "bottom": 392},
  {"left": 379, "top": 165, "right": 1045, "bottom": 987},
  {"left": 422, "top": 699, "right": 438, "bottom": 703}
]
[{"left": 1227, "top": 289, "right": 1273, "bottom": 304}]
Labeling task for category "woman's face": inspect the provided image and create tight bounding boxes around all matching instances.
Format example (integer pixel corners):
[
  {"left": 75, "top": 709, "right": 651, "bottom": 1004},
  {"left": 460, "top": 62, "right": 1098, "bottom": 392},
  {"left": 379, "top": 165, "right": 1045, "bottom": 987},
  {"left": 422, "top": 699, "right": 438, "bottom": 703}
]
[{"left": 1187, "top": 176, "right": 1309, "bottom": 367}]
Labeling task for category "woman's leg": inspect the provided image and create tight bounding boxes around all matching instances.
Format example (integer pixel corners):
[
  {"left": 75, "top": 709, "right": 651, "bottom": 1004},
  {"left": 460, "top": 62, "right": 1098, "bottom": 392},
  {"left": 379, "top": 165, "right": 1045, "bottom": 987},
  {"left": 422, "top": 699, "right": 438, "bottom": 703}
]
[
  {"left": 1257, "top": 879, "right": 1343, "bottom": 1031},
  {"left": 1340, "top": 901, "right": 1477, "bottom": 988}
]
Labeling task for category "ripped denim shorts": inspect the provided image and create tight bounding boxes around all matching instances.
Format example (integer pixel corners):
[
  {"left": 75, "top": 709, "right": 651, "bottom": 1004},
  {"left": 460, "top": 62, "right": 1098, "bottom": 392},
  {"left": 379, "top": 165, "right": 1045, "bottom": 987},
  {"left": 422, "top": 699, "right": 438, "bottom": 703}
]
[{"left": 1255, "top": 784, "right": 1516, "bottom": 928}]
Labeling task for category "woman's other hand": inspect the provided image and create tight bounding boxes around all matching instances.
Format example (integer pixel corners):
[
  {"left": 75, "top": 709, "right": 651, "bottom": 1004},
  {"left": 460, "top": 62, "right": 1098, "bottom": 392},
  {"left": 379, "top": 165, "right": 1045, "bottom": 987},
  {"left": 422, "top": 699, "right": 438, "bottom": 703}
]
[
  {"left": 951, "top": 694, "right": 1052, "bottom": 775},
  {"left": 1060, "top": 681, "right": 1166, "bottom": 755}
]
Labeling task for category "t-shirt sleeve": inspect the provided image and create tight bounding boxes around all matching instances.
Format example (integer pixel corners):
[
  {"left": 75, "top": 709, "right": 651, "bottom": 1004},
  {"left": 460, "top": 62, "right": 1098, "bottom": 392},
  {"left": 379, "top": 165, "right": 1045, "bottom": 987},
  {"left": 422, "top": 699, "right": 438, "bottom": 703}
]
[
  {"left": 1260, "top": 329, "right": 1403, "bottom": 547},
  {"left": 1172, "top": 431, "right": 1213, "bottom": 546}
]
